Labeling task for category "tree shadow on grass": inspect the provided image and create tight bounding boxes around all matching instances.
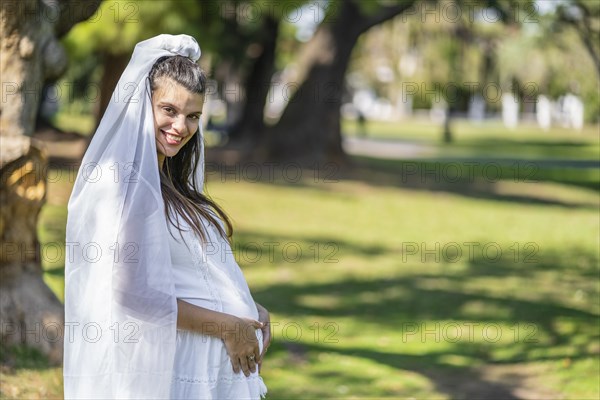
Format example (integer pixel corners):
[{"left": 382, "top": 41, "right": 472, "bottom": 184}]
[
  {"left": 254, "top": 274, "right": 597, "bottom": 351},
  {"left": 205, "top": 159, "right": 599, "bottom": 208},
  {"left": 248, "top": 234, "right": 599, "bottom": 399},
  {"left": 346, "top": 156, "right": 599, "bottom": 199},
  {"left": 272, "top": 342, "right": 524, "bottom": 399},
  {"left": 233, "top": 230, "right": 390, "bottom": 266}
]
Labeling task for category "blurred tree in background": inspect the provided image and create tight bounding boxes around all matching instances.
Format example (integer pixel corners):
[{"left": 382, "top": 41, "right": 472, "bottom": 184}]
[
  {"left": 347, "top": 0, "right": 598, "bottom": 139},
  {"left": 57, "top": 0, "right": 598, "bottom": 161},
  {"left": 0, "top": 0, "right": 101, "bottom": 364},
  {"left": 556, "top": 0, "right": 600, "bottom": 77},
  {"left": 61, "top": 0, "right": 206, "bottom": 125},
  {"left": 261, "top": 0, "right": 417, "bottom": 164},
  {"left": 61, "top": 0, "right": 420, "bottom": 165}
]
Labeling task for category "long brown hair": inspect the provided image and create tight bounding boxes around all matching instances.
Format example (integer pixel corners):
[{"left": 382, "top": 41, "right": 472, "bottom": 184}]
[{"left": 148, "top": 55, "right": 233, "bottom": 244}]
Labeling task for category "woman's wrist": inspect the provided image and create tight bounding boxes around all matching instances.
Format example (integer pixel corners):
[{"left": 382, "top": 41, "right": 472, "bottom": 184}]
[{"left": 177, "top": 299, "right": 244, "bottom": 339}]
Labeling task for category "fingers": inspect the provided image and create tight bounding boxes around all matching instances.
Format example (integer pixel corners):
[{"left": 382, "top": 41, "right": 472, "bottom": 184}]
[
  {"left": 258, "top": 325, "right": 268, "bottom": 373},
  {"left": 248, "top": 354, "right": 258, "bottom": 374},
  {"left": 254, "top": 320, "right": 265, "bottom": 329},
  {"left": 239, "top": 354, "right": 257, "bottom": 377},
  {"left": 230, "top": 353, "right": 259, "bottom": 376},
  {"left": 260, "top": 326, "right": 271, "bottom": 359},
  {"left": 225, "top": 318, "right": 265, "bottom": 376},
  {"left": 230, "top": 356, "right": 241, "bottom": 375},
  {"left": 253, "top": 340, "right": 261, "bottom": 363},
  {"left": 240, "top": 356, "right": 250, "bottom": 376}
]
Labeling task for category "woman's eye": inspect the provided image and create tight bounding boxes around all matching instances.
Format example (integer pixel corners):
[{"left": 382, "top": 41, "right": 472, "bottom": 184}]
[
  {"left": 163, "top": 107, "right": 175, "bottom": 115},
  {"left": 188, "top": 115, "right": 200, "bottom": 120}
]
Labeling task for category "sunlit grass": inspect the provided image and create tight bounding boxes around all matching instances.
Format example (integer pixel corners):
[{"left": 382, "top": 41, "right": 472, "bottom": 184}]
[
  {"left": 4, "top": 132, "right": 599, "bottom": 398},
  {"left": 342, "top": 117, "right": 600, "bottom": 160},
  {"left": 211, "top": 173, "right": 599, "bottom": 399}
]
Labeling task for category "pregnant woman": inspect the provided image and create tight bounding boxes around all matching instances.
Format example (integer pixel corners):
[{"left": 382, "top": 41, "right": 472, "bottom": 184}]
[{"left": 63, "top": 34, "right": 270, "bottom": 399}]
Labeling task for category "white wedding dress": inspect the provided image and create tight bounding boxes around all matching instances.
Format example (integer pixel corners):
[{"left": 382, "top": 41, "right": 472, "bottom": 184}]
[{"left": 166, "top": 211, "right": 268, "bottom": 399}]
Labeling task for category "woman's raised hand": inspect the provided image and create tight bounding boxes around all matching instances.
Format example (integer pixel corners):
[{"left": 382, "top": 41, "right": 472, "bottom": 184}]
[{"left": 221, "top": 316, "right": 263, "bottom": 377}]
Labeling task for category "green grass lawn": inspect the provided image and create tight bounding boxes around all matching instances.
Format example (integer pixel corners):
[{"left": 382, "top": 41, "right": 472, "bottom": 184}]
[
  {"left": 212, "top": 174, "right": 599, "bottom": 399},
  {"left": 342, "top": 118, "right": 600, "bottom": 161},
  {"left": 2, "top": 121, "right": 599, "bottom": 399}
]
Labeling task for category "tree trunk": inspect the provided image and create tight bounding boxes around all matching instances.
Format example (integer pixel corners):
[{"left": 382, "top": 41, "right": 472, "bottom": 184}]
[
  {"left": 262, "top": 3, "right": 361, "bottom": 166},
  {"left": 228, "top": 16, "right": 279, "bottom": 150},
  {"left": 443, "top": 108, "right": 453, "bottom": 143},
  {"left": 441, "top": 21, "right": 469, "bottom": 144},
  {"left": 96, "top": 51, "right": 130, "bottom": 127},
  {"left": 262, "top": 0, "right": 415, "bottom": 166},
  {"left": 0, "top": 137, "right": 64, "bottom": 364},
  {"left": 0, "top": 0, "right": 101, "bottom": 365}
]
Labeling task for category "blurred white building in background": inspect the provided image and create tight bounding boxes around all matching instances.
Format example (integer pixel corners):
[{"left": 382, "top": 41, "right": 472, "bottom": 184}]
[
  {"left": 535, "top": 93, "right": 584, "bottom": 131},
  {"left": 561, "top": 94, "right": 584, "bottom": 130},
  {"left": 502, "top": 93, "right": 519, "bottom": 129},
  {"left": 536, "top": 95, "right": 552, "bottom": 131}
]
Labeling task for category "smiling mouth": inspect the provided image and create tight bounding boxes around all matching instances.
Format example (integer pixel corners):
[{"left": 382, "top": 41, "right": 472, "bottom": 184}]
[{"left": 161, "top": 130, "right": 183, "bottom": 144}]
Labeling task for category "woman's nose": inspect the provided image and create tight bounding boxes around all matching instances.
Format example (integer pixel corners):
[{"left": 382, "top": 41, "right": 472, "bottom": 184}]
[{"left": 172, "top": 115, "right": 188, "bottom": 134}]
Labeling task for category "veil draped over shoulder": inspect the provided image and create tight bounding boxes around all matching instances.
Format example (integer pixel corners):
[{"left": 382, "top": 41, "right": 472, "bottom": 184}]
[{"left": 63, "top": 34, "right": 204, "bottom": 399}]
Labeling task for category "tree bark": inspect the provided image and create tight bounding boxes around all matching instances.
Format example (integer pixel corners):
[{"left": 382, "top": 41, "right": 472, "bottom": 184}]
[
  {"left": 96, "top": 51, "right": 130, "bottom": 128},
  {"left": 443, "top": 108, "right": 453, "bottom": 143},
  {"left": 0, "top": 137, "right": 65, "bottom": 364},
  {"left": 228, "top": 16, "right": 279, "bottom": 149},
  {"left": 0, "top": 0, "right": 101, "bottom": 136},
  {"left": 262, "top": 0, "right": 415, "bottom": 166},
  {"left": 0, "top": 0, "right": 101, "bottom": 365}
]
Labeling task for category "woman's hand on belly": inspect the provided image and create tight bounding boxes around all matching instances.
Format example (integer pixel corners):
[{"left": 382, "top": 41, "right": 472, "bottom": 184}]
[
  {"left": 221, "top": 315, "right": 264, "bottom": 377},
  {"left": 175, "top": 299, "right": 264, "bottom": 376}
]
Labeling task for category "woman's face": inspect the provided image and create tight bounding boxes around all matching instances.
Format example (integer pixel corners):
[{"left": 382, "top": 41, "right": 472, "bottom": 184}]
[{"left": 151, "top": 77, "right": 204, "bottom": 165}]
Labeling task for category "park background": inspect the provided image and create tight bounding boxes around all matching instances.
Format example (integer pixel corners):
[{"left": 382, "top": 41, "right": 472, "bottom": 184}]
[{"left": 0, "top": 0, "right": 599, "bottom": 399}]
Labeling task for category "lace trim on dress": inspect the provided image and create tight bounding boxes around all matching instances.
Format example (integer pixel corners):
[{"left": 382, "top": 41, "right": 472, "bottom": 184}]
[
  {"left": 172, "top": 374, "right": 261, "bottom": 384},
  {"left": 171, "top": 374, "right": 268, "bottom": 399}
]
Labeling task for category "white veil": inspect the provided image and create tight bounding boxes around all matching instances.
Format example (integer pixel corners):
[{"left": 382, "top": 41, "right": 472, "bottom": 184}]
[{"left": 63, "top": 34, "right": 204, "bottom": 399}]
